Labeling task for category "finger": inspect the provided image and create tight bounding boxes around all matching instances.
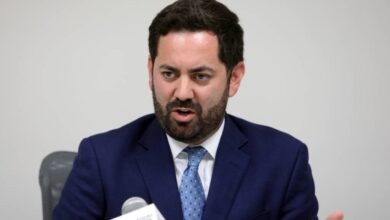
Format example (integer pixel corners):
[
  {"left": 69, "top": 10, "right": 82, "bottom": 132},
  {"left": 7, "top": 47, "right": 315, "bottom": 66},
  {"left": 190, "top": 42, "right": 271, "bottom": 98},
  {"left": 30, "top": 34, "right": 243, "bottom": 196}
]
[{"left": 326, "top": 211, "right": 344, "bottom": 220}]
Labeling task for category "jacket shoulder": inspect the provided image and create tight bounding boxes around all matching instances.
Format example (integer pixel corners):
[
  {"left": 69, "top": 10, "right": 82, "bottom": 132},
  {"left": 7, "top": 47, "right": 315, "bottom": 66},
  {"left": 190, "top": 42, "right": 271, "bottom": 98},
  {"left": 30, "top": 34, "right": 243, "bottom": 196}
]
[
  {"left": 227, "top": 114, "right": 306, "bottom": 150},
  {"left": 84, "top": 114, "right": 157, "bottom": 151}
]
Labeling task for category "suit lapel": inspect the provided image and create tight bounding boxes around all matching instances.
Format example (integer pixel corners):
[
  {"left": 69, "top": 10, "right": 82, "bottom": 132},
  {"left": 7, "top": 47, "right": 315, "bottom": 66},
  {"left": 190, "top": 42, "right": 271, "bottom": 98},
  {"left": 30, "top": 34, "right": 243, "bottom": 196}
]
[
  {"left": 135, "top": 115, "right": 250, "bottom": 220},
  {"left": 135, "top": 119, "right": 183, "bottom": 220},
  {"left": 203, "top": 115, "right": 250, "bottom": 219}
]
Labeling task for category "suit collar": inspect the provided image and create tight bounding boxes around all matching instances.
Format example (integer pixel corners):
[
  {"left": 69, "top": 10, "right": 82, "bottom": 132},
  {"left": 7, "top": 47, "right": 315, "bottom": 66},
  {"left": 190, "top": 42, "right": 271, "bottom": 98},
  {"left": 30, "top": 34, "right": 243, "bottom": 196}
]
[
  {"left": 203, "top": 114, "right": 250, "bottom": 219},
  {"left": 135, "top": 115, "right": 250, "bottom": 220},
  {"left": 136, "top": 119, "right": 183, "bottom": 220}
]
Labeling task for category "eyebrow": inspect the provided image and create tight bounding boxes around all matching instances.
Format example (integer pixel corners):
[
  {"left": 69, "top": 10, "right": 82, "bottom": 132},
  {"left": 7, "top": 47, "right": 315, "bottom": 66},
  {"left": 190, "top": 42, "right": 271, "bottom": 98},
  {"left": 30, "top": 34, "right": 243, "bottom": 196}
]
[
  {"left": 158, "top": 64, "right": 215, "bottom": 74},
  {"left": 189, "top": 66, "right": 215, "bottom": 74},
  {"left": 158, "top": 65, "right": 179, "bottom": 73}
]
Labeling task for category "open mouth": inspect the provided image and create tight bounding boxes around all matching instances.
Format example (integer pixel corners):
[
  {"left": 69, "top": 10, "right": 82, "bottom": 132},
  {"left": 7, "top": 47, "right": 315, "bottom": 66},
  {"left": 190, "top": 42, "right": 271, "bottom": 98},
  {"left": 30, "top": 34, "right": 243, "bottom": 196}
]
[
  {"left": 171, "top": 108, "right": 196, "bottom": 122},
  {"left": 175, "top": 108, "right": 194, "bottom": 115}
]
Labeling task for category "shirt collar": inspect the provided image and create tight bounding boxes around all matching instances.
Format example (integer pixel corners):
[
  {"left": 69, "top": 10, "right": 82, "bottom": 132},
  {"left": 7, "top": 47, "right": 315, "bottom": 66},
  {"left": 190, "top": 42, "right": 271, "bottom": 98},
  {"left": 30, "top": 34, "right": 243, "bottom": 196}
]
[{"left": 167, "top": 118, "right": 225, "bottom": 160}]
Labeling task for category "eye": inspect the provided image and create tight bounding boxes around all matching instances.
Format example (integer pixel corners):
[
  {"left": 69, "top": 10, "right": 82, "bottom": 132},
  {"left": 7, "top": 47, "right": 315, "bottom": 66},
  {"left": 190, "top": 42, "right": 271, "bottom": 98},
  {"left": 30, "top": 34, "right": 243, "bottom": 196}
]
[
  {"left": 193, "top": 73, "right": 210, "bottom": 82},
  {"left": 161, "top": 71, "right": 176, "bottom": 80}
]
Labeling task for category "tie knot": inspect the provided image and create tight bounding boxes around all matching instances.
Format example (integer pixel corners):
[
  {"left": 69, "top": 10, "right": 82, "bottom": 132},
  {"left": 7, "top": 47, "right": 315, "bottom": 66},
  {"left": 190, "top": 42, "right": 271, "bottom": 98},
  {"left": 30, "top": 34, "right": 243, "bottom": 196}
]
[{"left": 184, "top": 146, "right": 207, "bottom": 168}]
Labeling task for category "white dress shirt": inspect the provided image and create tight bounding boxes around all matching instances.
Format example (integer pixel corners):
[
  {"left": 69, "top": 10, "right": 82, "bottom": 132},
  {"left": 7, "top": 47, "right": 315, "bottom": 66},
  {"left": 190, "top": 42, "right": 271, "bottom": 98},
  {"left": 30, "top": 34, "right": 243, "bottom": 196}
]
[{"left": 166, "top": 119, "right": 225, "bottom": 199}]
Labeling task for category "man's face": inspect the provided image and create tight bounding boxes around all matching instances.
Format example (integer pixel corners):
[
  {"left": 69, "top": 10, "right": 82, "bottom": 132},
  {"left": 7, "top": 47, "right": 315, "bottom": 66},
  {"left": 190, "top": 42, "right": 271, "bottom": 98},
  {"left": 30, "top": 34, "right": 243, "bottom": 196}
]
[{"left": 148, "top": 31, "right": 244, "bottom": 145}]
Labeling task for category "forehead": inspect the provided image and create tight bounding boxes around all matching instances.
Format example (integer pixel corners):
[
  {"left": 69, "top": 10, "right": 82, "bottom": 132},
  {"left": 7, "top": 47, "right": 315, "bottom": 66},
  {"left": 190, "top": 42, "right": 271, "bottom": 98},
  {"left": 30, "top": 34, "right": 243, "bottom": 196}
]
[
  {"left": 156, "top": 31, "right": 221, "bottom": 63},
  {"left": 160, "top": 30, "right": 217, "bottom": 42}
]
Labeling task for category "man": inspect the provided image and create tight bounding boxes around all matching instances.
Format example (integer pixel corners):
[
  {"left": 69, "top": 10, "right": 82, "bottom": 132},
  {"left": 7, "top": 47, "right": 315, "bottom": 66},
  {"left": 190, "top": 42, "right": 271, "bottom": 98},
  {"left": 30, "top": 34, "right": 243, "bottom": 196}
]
[{"left": 53, "top": 0, "right": 343, "bottom": 219}]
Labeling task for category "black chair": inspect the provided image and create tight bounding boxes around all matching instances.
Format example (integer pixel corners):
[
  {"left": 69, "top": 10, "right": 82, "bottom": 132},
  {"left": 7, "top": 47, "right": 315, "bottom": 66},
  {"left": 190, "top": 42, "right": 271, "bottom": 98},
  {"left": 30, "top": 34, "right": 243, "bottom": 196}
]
[{"left": 39, "top": 151, "right": 77, "bottom": 220}]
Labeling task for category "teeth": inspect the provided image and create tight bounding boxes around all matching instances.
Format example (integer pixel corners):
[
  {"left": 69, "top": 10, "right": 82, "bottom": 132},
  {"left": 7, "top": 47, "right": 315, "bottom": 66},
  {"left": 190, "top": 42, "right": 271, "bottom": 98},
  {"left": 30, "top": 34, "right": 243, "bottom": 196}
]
[
  {"left": 177, "top": 108, "right": 191, "bottom": 113},
  {"left": 175, "top": 108, "right": 193, "bottom": 115}
]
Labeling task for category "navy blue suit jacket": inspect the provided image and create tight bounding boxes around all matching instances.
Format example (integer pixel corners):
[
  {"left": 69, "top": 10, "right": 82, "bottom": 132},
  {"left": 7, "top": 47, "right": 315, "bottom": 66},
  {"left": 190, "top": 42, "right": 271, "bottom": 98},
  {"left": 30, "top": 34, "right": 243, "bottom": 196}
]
[{"left": 53, "top": 114, "right": 318, "bottom": 220}]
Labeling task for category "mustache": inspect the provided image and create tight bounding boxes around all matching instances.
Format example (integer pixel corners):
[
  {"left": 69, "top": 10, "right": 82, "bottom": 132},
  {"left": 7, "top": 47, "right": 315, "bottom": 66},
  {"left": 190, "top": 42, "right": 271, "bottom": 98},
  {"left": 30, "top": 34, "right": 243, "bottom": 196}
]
[{"left": 166, "top": 99, "right": 202, "bottom": 113}]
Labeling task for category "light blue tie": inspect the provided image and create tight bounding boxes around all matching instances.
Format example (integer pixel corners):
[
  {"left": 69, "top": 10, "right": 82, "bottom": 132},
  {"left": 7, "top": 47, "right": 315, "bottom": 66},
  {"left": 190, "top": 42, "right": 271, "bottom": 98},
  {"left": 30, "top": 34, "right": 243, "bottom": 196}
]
[{"left": 180, "top": 146, "right": 207, "bottom": 220}]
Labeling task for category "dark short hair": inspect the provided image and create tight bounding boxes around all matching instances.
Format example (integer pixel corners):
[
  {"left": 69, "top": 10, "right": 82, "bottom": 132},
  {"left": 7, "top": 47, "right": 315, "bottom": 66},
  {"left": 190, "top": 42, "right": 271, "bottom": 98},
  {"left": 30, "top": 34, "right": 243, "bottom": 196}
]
[{"left": 148, "top": 0, "right": 244, "bottom": 74}]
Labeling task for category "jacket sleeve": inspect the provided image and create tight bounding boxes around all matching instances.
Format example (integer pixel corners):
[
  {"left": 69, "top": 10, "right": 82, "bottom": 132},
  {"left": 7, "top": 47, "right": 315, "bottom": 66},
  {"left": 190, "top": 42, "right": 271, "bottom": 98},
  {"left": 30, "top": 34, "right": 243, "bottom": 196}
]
[
  {"left": 281, "top": 144, "right": 319, "bottom": 220},
  {"left": 52, "top": 138, "right": 105, "bottom": 220}
]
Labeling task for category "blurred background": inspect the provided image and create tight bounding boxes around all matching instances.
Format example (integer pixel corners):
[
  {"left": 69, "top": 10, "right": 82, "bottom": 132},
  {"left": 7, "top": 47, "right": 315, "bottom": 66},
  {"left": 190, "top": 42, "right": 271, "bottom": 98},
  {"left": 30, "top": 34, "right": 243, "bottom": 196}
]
[{"left": 0, "top": 0, "right": 389, "bottom": 219}]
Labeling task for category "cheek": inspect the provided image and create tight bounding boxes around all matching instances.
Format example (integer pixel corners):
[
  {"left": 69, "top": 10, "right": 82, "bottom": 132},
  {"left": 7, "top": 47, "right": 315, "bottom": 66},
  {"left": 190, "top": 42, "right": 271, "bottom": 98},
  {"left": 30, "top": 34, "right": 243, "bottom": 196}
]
[
  {"left": 153, "top": 80, "right": 173, "bottom": 104},
  {"left": 197, "top": 86, "right": 226, "bottom": 110}
]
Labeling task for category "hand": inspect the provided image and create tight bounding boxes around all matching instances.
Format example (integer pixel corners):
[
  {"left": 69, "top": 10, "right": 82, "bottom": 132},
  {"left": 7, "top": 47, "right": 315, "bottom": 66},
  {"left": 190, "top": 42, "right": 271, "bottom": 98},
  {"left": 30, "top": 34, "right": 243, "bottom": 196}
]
[{"left": 326, "top": 211, "right": 344, "bottom": 220}]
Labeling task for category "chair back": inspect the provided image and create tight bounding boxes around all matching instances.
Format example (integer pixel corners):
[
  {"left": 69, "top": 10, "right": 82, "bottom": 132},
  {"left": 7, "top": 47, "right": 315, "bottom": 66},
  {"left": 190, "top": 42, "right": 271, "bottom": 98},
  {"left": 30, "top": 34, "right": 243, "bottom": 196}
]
[{"left": 39, "top": 151, "right": 77, "bottom": 220}]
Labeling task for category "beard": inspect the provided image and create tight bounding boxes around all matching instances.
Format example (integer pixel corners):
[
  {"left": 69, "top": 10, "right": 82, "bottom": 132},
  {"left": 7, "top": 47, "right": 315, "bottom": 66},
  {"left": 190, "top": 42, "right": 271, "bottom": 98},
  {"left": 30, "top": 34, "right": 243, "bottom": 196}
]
[{"left": 152, "top": 85, "right": 228, "bottom": 144}]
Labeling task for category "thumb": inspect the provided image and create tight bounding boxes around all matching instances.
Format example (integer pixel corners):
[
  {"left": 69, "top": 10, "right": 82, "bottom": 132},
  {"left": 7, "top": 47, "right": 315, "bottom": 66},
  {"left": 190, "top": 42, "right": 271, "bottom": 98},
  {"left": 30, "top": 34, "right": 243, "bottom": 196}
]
[{"left": 326, "top": 211, "right": 344, "bottom": 220}]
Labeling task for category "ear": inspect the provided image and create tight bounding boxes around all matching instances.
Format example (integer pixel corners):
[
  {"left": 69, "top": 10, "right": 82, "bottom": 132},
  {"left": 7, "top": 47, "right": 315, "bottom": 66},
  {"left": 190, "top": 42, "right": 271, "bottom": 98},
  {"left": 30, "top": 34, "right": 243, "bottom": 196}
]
[
  {"left": 147, "top": 56, "right": 153, "bottom": 90},
  {"left": 228, "top": 61, "right": 245, "bottom": 97}
]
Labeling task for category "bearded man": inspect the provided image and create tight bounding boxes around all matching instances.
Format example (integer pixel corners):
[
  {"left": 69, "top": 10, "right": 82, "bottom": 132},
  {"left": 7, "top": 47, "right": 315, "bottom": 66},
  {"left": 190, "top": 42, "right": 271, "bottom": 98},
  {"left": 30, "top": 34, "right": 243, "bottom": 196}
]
[{"left": 53, "top": 1, "right": 343, "bottom": 220}]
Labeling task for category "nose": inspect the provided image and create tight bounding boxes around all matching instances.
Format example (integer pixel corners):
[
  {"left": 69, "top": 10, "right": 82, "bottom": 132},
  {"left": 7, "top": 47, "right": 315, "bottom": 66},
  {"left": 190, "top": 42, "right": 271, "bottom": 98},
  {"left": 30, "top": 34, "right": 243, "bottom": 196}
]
[{"left": 174, "top": 76, "right": 194, "bottom": 101}]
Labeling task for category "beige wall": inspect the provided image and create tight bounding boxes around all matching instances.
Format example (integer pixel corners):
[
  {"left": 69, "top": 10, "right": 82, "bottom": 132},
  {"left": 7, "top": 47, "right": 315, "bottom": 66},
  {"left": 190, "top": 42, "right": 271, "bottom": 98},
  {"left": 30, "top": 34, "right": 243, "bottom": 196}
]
[{"left": 0, "top": 0, "right": 389, "bottom": 219}]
